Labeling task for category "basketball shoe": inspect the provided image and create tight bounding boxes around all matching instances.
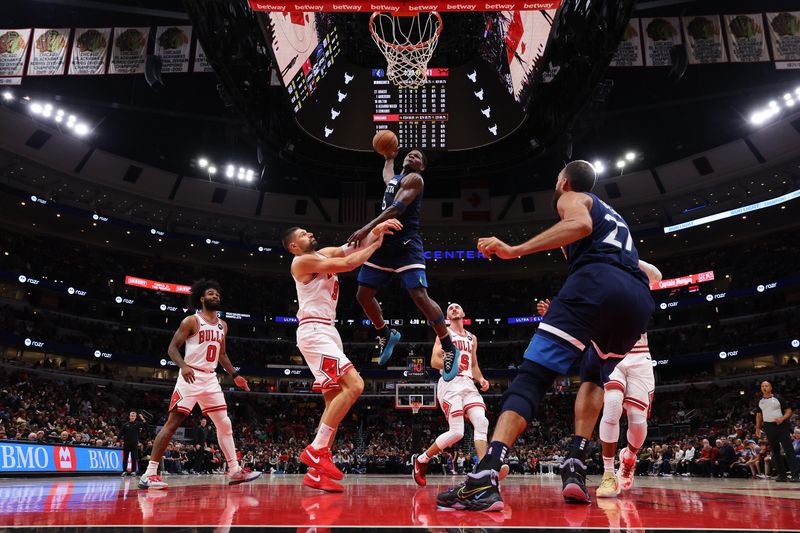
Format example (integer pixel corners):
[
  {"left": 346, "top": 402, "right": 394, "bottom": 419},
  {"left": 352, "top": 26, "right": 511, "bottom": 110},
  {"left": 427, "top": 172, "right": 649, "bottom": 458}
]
[
  {"left": 617, "top": 448, "right": 637, "bottom": 491},
  {"left": 304, "top": 467, "right": 344, "bottom": 492},
  {"left": 441, "top": 345, "right": 461, "bottom": 382},
  {"left": 377, "top": 329, "right": 401, "bottom": 365},
  {"left": 228, "top": 467, "right": 262, "bottom": 485},
  {"left": 560, "top": 458, "right": 591, "bottom": 503},
  {"left": 436, "top": 469, "right": 504, "bottom": 512},
  {"left": 300, "top": 445, "right": 344, "bottom": 480},
  {"left": 412, "top": 454, "right": 428, "bottom": 486},
  {"left": 138, "top": 474, "right": 168, "bottom": 490},
  {"left": 596, "top": 471, "right": 621, "bottom": 498}
]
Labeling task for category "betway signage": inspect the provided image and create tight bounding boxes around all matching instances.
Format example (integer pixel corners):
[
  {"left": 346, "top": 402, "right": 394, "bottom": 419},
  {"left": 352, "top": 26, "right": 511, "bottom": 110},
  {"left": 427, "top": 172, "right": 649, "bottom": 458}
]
[
  {"left": 0, "top": 442, "right": 122, "bottom": 474},
  {"left": 125, "top": 275, "right": 191, "bottom": 294},
  {"left": 247, "top": 0, "right": 560, "bottom": 12},
  {"left": 651, "top": 271, "right": 714, "bottom": 291}
]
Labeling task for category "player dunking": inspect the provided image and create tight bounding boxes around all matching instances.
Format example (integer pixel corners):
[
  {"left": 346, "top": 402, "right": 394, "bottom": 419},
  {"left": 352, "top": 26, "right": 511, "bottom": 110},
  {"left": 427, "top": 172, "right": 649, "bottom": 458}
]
[
  {"left": 411, "top": 303, "right": 508, "bottom": 485},
  {"left": 538, "top": 259, "right": 661, "bottom": 497},
  {"left": 139, "top": 280, "right": 261, "bottom": 489},
  {"left": 347, "top": 149, "right": 461, "bottom": 380},
  {"left": 438, "top": 161, "right": 654, "bottom": 511},
  {"left": 284, "top": 219, "right": 401, "bottom": 492}
]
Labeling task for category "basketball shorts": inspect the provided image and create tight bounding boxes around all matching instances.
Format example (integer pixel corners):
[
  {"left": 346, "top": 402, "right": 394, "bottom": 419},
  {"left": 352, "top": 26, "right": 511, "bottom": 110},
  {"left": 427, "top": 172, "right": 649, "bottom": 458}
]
[
  {"left": 605, "top": 352, "right": 655, "bottom": 416},
  {"left": 296, "top": 323, "right": 355, "bottom": 392},
  {"left": 437, "top": 376, "right": 485, "bottom": 421},
  {"left": 169, "top": 369, "right": 227, "bottom": 416},
  {"left": 357, "top": 233, "right": 427, "bottom": 289},
  {"left": 524, "top": 263, "right": 655, "bottom": 375}
]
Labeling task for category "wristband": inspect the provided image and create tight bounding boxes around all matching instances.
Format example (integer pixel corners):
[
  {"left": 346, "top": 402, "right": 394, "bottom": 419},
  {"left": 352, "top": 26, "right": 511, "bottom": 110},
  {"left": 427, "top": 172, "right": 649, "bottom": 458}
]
[{"left": 232, "top": 372, "right": 241, "bottom": 379}]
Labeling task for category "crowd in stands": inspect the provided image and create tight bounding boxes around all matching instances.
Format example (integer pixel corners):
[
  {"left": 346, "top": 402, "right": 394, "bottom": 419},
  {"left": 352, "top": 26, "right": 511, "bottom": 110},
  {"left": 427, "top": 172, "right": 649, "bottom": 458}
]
[{"left": 1, "top": 365, "right": 798, "bottom": 480}]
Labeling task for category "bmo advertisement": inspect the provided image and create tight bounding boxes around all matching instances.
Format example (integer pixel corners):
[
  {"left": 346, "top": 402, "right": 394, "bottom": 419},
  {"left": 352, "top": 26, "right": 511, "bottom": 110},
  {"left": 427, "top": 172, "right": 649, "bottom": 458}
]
[{"left": 0, "top": 442, "right": 122, "bottom": 475}]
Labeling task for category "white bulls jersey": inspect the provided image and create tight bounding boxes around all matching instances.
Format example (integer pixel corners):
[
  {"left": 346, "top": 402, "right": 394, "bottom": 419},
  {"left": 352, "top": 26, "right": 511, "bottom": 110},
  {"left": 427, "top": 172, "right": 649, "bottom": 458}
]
[
  {"left": 184, "top": 312, "right": 225, "bottom": 373},
  {"left": 629, "top": 333, "right": 649, "bottom": 355},
  {"left": 449, "top": 327, "right": 475, "bottom": 379},
  {"left": 292, "top": 252, "right": 340, "bottom": 325}
]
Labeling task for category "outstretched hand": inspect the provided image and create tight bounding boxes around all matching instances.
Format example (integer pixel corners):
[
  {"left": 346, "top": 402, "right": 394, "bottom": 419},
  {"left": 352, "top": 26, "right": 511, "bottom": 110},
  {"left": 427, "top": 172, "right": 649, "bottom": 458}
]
[
  {"left": 477, "top": 237, "right": 517, "bottom": 260},
  {"left": 234, "top": 375, "right": 250, "bottom": 392},
  {"left": 373, "top": 219, "right": 402, "bottom": 237},
  {"left": 347, "top": 226, "right": 371, "bottom": 247},
  {"left": 537, "top": 298, "right": 551, "bottom": 317}
]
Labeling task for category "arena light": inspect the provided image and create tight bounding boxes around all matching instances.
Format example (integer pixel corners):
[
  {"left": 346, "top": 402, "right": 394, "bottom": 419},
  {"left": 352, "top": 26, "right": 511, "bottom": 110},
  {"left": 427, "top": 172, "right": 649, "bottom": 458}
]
[
  {"left": 592, "top": 160, "right": 605, "bottom": 174},
  {"left": 30, "top": 103, "right": 43, "bottom": 114},
  {"left": 208, "top": 166, "right": 217, "bottom": 175},
  {"left": 73, "top": 123, "right": 90, "bottom": 136},
  {"left": 225, "top": 165, "right": 235, "bottom": 178},
  {"left": 2, "top": 91, "right": 13, "bottom": 101},
  {"left": 615, "top": 160, "right": 625, "bottom": 169},
  {"left": 198, "top": 158, "right": 209, "bottom": 168}
]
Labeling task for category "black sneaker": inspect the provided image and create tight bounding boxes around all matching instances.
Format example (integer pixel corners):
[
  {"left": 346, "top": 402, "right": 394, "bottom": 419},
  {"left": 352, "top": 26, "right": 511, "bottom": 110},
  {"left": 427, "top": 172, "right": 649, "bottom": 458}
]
[
  {"left": 436, "top": 470, "right": 504, "bottom": 512},
  {"left": 561, "top": 458, "right": 591, "bottom": 503}
]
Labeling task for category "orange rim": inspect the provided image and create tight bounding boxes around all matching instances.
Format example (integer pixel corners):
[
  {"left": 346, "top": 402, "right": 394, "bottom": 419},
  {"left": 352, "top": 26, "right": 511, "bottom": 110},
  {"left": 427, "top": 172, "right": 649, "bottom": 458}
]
[{"left": 369, "top": 11, "right": 443, "bottom": 52}]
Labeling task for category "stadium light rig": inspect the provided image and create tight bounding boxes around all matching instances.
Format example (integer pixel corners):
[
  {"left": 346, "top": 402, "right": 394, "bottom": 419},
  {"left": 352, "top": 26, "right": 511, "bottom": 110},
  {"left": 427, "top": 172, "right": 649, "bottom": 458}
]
[
  {"left": 197, "top": 157, "right": 255, "bottom": 183},
  {"left": 22, "top": 97, "right": 91, "bottom": 137},
  {"left": 592, "top": 151, "right": 637, "bottom": 177},
  {"left": 749, "top": 87, "right": 800, "bottom": 126}
]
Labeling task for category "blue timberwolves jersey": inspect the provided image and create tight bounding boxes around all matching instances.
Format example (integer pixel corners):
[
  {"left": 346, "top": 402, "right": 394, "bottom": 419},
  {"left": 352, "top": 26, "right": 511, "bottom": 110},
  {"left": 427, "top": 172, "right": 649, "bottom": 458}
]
[
  {"left": 563, "top": 193, "right": 648, "bottom": 285},
  {"left": 382, "top": 172, "right": 423, "bottom": 240}
]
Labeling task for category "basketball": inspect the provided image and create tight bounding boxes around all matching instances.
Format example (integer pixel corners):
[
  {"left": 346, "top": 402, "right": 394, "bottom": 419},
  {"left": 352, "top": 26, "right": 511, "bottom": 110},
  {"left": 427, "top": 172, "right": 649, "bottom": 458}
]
[{"left": 372, "top": 130, "right": 399, "bottom": 156}]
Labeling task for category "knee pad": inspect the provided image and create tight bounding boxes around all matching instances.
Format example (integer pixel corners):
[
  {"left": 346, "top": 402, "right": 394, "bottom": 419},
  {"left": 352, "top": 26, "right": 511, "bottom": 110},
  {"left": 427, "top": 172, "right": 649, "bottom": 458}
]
[
  {"left": 435, "top": 416, "right": 464, "bottom": 449},
  {"left": 599, "top": 389, "right": 624, "bottom": 444},
  {"left": 468, "top": 409, "right": 489, "bottom": 442},
  {"left": 626, "top": 407, "right": 648, "bottom": 449},
  {"left": 208, "top": 411, "right": 233, "bottom": 436},
  {"left": 501, "top": 360, "right": 556, "bottom": 422}
]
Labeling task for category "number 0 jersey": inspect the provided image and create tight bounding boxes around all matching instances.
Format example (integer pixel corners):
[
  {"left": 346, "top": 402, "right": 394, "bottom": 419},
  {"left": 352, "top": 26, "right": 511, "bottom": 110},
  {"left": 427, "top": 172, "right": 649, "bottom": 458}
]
[
  {"left": 563, "top": 192, "right": 648, "bottom": 286},
  {"left": 292, "top": 252, "right": 339, "bottom": 325},
  {"left": 184, "top": 312, "right": 225, "bottom": 372}
]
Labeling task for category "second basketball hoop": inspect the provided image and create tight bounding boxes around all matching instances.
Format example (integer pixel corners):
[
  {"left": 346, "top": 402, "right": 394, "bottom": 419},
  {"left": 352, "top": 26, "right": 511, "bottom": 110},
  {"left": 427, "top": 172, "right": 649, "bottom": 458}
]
[{"left": 369, "top": 11, "right": 443, "bottom": 89}]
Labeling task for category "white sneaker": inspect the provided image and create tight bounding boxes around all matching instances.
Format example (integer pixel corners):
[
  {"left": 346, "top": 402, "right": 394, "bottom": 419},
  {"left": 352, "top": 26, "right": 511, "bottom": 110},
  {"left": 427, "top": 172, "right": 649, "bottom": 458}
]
[
  {"left": 228, "top": 468, "right": 262, "bottom": 485},
  {"left": 617, "top": 448, "right": 636, "bottom": 491},
  {"left": 597, "top": 471, "right": 621, "bottom": 498},
  {"left": 138, "top": 474, "right": 168, "bottom": 489}
]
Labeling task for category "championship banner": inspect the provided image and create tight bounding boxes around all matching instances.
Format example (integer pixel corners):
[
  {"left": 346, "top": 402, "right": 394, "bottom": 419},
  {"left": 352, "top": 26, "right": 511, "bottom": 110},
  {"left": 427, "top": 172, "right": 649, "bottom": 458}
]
[
  {"left": 642, "top": 17, "right": 682, "bottom": 67},
  {"left": 27, "top": 28, "right": 70, "bottom": 76},
  {"left": 682, "top": 15, "right": 727, "bottom": 64},
  {"left": 650, "top": 271, "right": 715, "bottom": 291},
  {"left": 193, "top": 41, "right": 214, "bottom": 73},
  {"left": 0, "top": 29, "right": 32, "bottom": 83},
  {"left": 68, "top": 28, "right": 111, "bottom": 75},
  {"left": 154, "top": 26, "right": 192, "bottom": 73},
  {"left": 610, "top": 18, "right": 643, "bottom": 66},
  {"left": 724, "top": 14, "right": 769, "bottom": 63},
  {"left": 766, "top": 12, "right": 800, "bottom": 62},
  {"left": 247, "top": 1, "right": 562, "bottom": 13},
  {"left": 125, "top": 275, "right": 191, "bottom": 294},
  {"left": 109, "top": 27, "right": 148, "bottom": 74}
]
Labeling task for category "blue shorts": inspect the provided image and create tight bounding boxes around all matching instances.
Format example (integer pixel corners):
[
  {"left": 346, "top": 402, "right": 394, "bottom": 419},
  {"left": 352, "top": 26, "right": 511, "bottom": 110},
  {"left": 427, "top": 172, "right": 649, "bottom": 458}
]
[
  {"left": 578, "top": 346, "right": 622, "bottom": 387},
  {"left": 357, "top": 265, "right": 428, "bottom": 290},
  {"left": 524, "top": 263, "right": 654, "bottom": 375}
]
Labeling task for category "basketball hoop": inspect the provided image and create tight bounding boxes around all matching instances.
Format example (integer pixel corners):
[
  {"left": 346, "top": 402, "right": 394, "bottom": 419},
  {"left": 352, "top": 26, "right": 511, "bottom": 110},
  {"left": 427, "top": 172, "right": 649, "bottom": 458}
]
[
  {"left": 369, "top": 11, "right": 443, "bottom": 89},
  {"left": 410, "top": 400, "right": 423, "bottom": 415}
]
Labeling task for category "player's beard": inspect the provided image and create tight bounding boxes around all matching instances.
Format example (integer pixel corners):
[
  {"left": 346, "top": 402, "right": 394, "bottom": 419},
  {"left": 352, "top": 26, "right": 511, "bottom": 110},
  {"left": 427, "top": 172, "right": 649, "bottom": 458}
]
[
  {"left": 307, "top": 238, "right": 318, "bottom": 252},
  {"left": 203, "top": 299, "right": 220, "bottom": 311}
]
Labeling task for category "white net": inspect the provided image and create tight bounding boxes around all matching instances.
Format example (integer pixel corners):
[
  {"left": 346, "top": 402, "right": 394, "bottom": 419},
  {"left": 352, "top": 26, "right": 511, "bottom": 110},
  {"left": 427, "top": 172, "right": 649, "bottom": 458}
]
[
  {"left": 410, "top": 401, "right": 423, "bottom": 414},
  {"left": 369, "top": 11, "right": 443, "bottom": 89}
]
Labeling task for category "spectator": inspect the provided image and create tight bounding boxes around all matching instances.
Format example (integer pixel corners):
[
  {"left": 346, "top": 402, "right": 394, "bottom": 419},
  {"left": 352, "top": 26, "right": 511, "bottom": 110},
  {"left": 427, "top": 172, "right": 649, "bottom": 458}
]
[{"left": 715, "top": 437, "right": 736, "bottom": 477}]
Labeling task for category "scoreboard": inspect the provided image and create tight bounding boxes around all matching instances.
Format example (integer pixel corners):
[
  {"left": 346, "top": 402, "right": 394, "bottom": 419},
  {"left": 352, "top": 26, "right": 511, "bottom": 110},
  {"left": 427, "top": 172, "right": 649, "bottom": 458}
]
[
  {"left": 372, "top": 68, "right": 448, "bottom": 150},
  {"left": 293, "top": 59, "right": 525, "bottom": 152}
]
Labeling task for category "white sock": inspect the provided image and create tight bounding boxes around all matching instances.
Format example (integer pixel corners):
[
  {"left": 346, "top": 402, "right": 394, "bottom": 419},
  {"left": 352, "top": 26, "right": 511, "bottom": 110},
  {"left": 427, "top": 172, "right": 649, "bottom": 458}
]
[
  {"left": 312, "top": 423, "right": 335, "bottom": 450},
  {"left": 144, "top": 460, "right": 159, "bottom": 476},
  {"left": 417, "top": 452, "right": 431, "bottom": 464},
  {"left": 604, "top": 455, "right": 615, "bottom": 473}
]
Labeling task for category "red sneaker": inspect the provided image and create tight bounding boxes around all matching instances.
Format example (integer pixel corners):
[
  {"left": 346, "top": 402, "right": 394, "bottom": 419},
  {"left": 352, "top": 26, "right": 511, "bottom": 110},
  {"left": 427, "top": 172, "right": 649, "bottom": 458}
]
[
  {"left": 300, "top": 445, "right": 344, "bottom": 480},
  {"left": 412, "top": 454, "right": 428, "bottom": 487},
  {"left": 304, "top": 467, "right": 344, "bottom": 492}
]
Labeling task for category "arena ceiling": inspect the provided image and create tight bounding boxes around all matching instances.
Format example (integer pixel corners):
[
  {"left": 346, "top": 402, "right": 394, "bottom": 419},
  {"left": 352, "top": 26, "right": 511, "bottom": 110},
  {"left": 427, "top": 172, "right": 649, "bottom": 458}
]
[{"left": 2, "top": 0, "right": 800, "bottom": 199}]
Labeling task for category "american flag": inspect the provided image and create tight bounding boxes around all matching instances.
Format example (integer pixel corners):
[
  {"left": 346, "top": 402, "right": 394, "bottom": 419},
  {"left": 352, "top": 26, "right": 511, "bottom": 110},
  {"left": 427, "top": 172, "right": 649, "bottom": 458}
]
[{"left": 339, "top": 181, "right": 367, "bottom": 224}]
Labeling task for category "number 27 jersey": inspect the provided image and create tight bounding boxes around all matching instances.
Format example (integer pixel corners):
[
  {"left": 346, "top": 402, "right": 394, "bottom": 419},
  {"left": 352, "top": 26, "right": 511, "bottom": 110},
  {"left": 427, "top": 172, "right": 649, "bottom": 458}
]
[{"left": 563, "top": 192, "right": 648, "bottom": 286}]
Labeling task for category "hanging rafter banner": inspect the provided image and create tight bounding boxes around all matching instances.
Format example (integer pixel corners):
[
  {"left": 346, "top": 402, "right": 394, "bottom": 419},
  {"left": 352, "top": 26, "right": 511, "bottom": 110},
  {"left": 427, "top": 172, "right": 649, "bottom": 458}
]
[{"left": 247, "top": 1, "right": 562, "bottom": 13}]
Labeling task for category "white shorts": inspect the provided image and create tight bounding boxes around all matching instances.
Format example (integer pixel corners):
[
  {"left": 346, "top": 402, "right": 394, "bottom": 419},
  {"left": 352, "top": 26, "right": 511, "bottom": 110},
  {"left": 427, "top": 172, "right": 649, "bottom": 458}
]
[
  {"left": 604, "top": 352, "right": 655, "bottom": 417},
  {"left": 297, "top": 323, "right": 354, "bottom": 392},
  {"left": 437, "top": 376, "right": 485, "bottom": 421},
  {"left": 169, "top": 369, "right": 227, "bottom": 416}
]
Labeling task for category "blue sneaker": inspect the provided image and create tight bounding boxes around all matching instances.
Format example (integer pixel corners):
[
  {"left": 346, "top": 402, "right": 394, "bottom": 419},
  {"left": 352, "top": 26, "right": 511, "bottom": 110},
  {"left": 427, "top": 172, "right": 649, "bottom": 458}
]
[
  {"left": 377, "top": 329, "right": 401, "bottom": 365},
  {"left": 441, "top": 344, "right": 460, "bottom": 382}
]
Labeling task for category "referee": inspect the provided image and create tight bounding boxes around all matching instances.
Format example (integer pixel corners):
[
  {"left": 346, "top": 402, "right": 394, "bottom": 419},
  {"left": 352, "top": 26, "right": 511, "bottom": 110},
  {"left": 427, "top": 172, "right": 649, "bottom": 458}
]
[{"left": 754, "top": 380, "right": 798, "bottom": 482}]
